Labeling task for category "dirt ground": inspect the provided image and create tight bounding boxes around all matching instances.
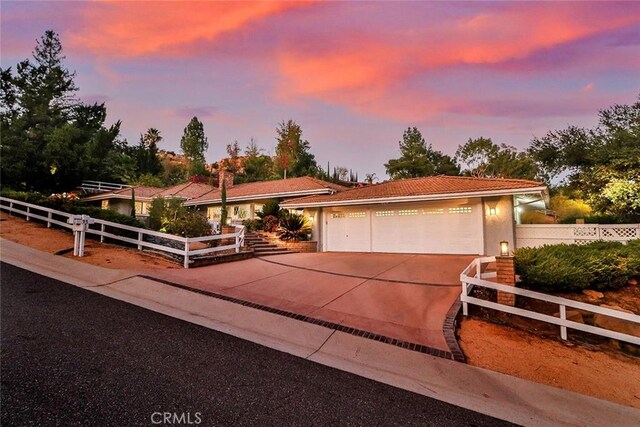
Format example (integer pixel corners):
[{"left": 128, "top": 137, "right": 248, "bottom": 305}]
[
  {"left": 2, "top": 212, "right": 639, "bottom": 408},
  {"left": 458, "top": 318, "right": 640, "bottom": 409},
  {"left": 0, "top": 212, "right": 179, "bottom": 270}
]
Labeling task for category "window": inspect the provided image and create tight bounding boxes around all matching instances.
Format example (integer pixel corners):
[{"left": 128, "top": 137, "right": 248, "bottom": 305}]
[
  {"left": 101, "top": 200, "right": 109, "bottom": 209},
  {"left": 348, "top": 212, "right": 366, "bottom": 218},
  {"left": 375, "top": 210, "right": 394, "bottom": 217},
  {"left": 422, "top": 208, "right": 444, "bottom": 215},
  {"left": 233, "top": 206, "right": 240, "bottom": 215},
  {"left": 331, "top": 213, "right": 345, "bottom": 219},
  {"left": 207, "top": 207, "right": 221, "bottom": 220},
  {"left": 398, "top": 209, "right": 418, "bottom": 216},
  {"left": 449, "top": 206, "right": 472, "bottom": 214},
  {"left": 135, "top": 201, "right": 149, "bottom": 215}
]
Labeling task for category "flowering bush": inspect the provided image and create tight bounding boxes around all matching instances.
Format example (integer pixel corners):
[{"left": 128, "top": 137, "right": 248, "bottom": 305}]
[
  {"left": 48, "top": 192, "right": 80, "bottom": 209},
  {"left": 262, "top": 215, "right": 279, "bottom": 232}
]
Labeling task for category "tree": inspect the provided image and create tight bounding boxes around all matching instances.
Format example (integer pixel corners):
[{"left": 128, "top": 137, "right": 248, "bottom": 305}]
[
  {"left": 180, "top": 116, "right": 208, "bottom": 175},
  {"left": 222, "top": 140, "right": 242, "bottom": 174},
  {"left": 274, "top": 119, "right": 318, "bottom": 178},
  {"left": 365, "top": 173, "right": 378, "bottom": 184},
  {"left": 134, "top": 128, "right": 163, "bottom": 176},
  {"left": 220, "top": 180, "right": 228, "bottom": 226},
  {"left": 0, "top": 30, "right": 126, "bottom": 192},
  {"left": 385, "top": 127, "right": 459, "bottom": 179},
  {"left": 455, "top": 137, "right": 538, "bottom": 180},
  {"left": 529, "top": 96, "right": 640, "bottom": 220},
  {"left": 240, "top": 139, "right": 273, "bottom": 183}
]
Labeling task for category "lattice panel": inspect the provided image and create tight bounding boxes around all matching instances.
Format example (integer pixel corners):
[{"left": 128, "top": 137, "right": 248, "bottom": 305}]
[
  {"left": 573, "top": 227, "right": 599, "bottom": 238},
  {"left": 601, "top": 227, "right": 639, "bottom": 239}
]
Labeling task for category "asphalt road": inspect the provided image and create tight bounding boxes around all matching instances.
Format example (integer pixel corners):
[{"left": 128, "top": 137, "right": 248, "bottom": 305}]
[{"left": 1, "top": 262, "right": 513, "bottom": 427}]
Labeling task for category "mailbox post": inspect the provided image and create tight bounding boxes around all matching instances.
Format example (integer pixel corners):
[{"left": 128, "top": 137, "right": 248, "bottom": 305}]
[{"left": 67, "top": 215, "right": 95, "bottom": 257}]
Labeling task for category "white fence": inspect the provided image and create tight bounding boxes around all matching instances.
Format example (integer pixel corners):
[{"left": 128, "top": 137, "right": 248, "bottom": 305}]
[
  {"left": 79, "top": 180, "right": 131, "bottom": 194},
  {"left": 516, "top": 224, "right": 640, "bottom": 248},
  {"left": 460, "top": 257, "right": 640, "bottom": 345},
  {"left": 0, "top": 197, "right": 245, "bottom": 268}
]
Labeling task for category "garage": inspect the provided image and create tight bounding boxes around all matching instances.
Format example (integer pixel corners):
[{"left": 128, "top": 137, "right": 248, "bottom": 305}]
[
  {"left": 325, "top": 199, "right": 484, "bottom": 254},
  {"left": 281, "top": 175, "right": 548, "bottom": 256}
]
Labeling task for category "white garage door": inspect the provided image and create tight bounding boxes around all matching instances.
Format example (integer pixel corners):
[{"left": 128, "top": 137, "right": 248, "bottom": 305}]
[{"left": 325, "top": 200, "right": 483, "bottom": 254}]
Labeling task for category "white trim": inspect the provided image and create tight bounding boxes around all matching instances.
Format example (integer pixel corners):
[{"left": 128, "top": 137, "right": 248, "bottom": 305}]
[
  {"left": 281, "top": 187, "right": 547, "bottom": 208},
  {"left": 184, "top": 188, "right": 337, "bottom": 206}
]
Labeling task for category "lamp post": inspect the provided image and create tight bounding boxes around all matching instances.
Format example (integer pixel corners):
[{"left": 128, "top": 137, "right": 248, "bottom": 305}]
[
  {"left": 496, "top": 241, "right": 515, "bottom": 306},
  {"left": 499, "top": 240, "right": 509, "bottom": 256}
]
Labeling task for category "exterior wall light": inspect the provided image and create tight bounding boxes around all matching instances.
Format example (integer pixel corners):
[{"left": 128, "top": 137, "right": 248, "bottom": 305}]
[
  {"left": 308, "top": 216, "right": 315, "bottom": 222},
  {"left": 489, "top": 207, "right": 497, "bottom": 216},
  {"left": 499, "top": 241, "right": 510, "bottom": 256}
]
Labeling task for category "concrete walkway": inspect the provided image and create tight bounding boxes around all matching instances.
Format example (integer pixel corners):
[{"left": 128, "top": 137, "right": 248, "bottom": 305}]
[
  {"left": 144, "top": 252, "right": 475, "bottom": 352},
  {"left": 2, "top": 239, "right": 639, "bottom": 426}
]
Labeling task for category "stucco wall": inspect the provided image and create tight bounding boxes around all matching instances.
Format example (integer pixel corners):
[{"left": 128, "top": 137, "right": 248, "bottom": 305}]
[{"left": 483, "top": 196, "right": 515, "bottom": 255}]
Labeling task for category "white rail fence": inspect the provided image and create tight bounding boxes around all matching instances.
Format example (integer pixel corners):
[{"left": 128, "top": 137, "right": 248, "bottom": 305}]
[
  {"left": 79, "top": 180, "right": 131, "bottom": 194},
  {"left": 516, "top": 224, "right": 639, "bottom": 248},
  {"left": 460, "top": 256, "right": 640, "bottom": 346},
  {"left": 0, "top": 197, "right": 245, "bottom": 268}
]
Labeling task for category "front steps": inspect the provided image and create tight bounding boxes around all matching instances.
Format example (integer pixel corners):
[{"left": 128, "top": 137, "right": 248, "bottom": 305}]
[{"left": 244, "top": 232, "right": 291, "bottom": 256}]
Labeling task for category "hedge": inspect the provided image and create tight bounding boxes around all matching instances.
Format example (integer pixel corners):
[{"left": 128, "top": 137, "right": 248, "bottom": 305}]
[
  {"left": 1, "top": 189, "right": 144, "bottom": 228},
  {"left": 514, "top": 240, "right": 640, "bottom": 292}
]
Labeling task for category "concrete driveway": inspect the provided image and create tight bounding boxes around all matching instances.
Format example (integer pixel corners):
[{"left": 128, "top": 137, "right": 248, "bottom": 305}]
[{"left": 148, "top": 252, "right": 475, "bottom": 352}]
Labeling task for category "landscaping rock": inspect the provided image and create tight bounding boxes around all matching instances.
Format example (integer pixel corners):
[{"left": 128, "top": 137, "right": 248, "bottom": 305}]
[
  {"left": 553, "top": 309, "right": 585, "bottom": 324},
  {"left": 593, "top": 305, "right": 640, "bottom": 356},
  {"left": 582, "top": 289, "right": 604, "bottom": 300},
  {"left": 628, "top": 277, "right": 638, "bottom": 286}
]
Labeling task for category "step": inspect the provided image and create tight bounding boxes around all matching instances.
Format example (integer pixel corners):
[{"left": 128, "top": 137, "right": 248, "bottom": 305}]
[
  {"left": 248, "top": 243, "right": 278, "bottom": 248},
  {"left": 254, "top": 250, "right": 291, "bottom": 256}
]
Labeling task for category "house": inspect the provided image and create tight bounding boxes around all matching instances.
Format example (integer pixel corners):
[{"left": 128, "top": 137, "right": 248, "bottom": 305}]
[
  {"left": 184, "top": 172, "right": 347, "bottom": 223},
  {"left": 82, "top": 182, "right": 215, "bottom": 218},
  {"left": 82, "top": 172, "right": 347, "bottom": 223},
  {"left": 280, "top": 176, "right": 548, "bottom": 256}
]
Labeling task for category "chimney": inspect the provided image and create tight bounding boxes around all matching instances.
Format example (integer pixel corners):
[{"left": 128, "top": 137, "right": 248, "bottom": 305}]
[{"left": 219, "top": 169, "right": 234, "bottom": 189}]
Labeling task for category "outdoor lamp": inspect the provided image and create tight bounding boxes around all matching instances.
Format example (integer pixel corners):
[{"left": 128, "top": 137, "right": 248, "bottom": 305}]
[
  {"left": 489, "top": 207, "right": 497, "bottom": 216},
  {"left": 308, "top": 215, "right": 315, "bottom": 222},
  {"left": 499, "top": 241, "right": 509, "bottom": 256}
]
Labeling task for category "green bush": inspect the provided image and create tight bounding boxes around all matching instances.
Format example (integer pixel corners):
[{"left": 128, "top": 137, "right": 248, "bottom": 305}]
[
  {"left": 242, "top": 218, "right": 263, "bottom": 232},
  {"left": 277, "top": 213, "right": 311, "bottom": 242},
  {"left": 257, "top": 200, "right": 284, "bottom": 219},
  {"left": 515, "top": 240, "right": 640, "bottom": 292},
  {"left": 558, "top": 214, "right": 629, "bottom": 224},
  {"left": 148, "top": 196, "right": 210, "bottom": 237},
  {"left": 1, "top": 189, "right": 144, "bottom": 228}
]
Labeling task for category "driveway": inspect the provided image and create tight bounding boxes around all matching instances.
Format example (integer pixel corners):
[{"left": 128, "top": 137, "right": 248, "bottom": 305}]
[{"left": 147, "top": 253, "right": 476, "bottom": 352}]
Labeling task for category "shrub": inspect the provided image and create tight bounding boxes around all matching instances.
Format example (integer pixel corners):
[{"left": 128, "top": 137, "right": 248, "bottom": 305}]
[
  {"left": 262, "top": 215, "right": 279, "bottom": 232},
  {"left": 514, "top": 240, "right": 640, "bottom": 292},
  {"left": 257, "top": 200, "right": 283, "bottom": 219},
  {"left": 242, "top": 218, "right": 263, "bottom": 232},
  {"left": 277, "top": 213, "right": 311, "bottom": 242},
  {"left": 148, "top": 196, "right": 211, "bottom": 237},
  {"left": 73, "top": 205, "right": 145, "bottom": 228},
  {"left": 558, "top": 214, "right": 627, "bottom": 224}
]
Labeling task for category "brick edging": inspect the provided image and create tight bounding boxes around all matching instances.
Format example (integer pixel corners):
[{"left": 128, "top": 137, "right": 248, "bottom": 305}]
[
  {"left": 443, "top": 299, "right": 467, "bottom": 363},
  {"left": 140, "top": 275, "right": 454, "bottom": 361}
]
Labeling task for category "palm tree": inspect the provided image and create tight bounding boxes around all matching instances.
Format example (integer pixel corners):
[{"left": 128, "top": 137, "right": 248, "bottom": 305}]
[
  {"left": 365, "top": 173, "right": 378, "bottom": 184},
  {"left": 143, "top": 128, "right": 163, "bottom": 149}
]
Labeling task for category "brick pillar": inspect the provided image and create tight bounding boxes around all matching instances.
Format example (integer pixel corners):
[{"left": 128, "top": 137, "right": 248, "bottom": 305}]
[{"left": 496, "top": 256, "right": 516, "bottom": 306}]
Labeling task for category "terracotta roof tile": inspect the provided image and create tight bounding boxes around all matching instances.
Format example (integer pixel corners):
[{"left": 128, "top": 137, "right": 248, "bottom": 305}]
[
  {"left": 155, "top": 182, "right": 214, "bottom": 199},
  {"left": 282, "top": 176, "right": 546, "bottom": 206},
  {"left": 187, "top": 176, "right": 347, "bottom": 205}
]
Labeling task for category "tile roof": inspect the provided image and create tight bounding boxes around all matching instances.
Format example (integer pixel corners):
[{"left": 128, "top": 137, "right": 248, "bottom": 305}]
[
  {"left": 186, "top": 176, "right": 347, "bottom": 205},
  {"left": 281, "top": 176, "right": 546, "bottom": 207},
  {"left": 155, "top": 182, "right": 214, "bottom": 199},
  {"left": 82, "top": 185, "right": 164, "bottom": 201}
]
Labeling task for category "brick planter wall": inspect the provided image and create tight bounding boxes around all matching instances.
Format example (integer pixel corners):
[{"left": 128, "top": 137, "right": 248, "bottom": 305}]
[{"left": 259, "top": 232, "right": 318, "bottom": 252}]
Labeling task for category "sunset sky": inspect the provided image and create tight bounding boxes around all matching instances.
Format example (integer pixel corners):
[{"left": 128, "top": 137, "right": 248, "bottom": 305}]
[{"left": 2, "top": 1, "right": 639, "bottom": 179}]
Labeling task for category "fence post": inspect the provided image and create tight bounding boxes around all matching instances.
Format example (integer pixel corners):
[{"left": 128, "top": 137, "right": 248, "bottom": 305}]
[
  {"left": 100, "top": 224, "right": 105, "bottom": 243},
  {"left": 9, "top": 201, "right": 13, "bottom": 214},
  {"left": 26, "top": 206, "right": 30, "bottom": 221},
  {"left": 462, "top": 282, "right": 468, "bottom": 316},
  {"left": 559, "top": 304, "right": 567, "bottom": 340},
  {"left": 496, "top": 256, "right": 516, "bottom": 306},
  {"left": 184, "top": 240, "right": 190, "bottom": 269},
  {"left": 235, "top": 233, "right": 240, "bottom": 253},
  {"left": 47, "top": 212, "right": 52, "bottom": 228},
  {"left": 137, "top": 232, "right": 143, "bottom": 250}
]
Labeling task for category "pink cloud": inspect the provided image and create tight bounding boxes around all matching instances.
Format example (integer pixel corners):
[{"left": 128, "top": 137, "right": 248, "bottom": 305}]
[{"left": 68, "top": 1, "right": 309, "bottom": 58}]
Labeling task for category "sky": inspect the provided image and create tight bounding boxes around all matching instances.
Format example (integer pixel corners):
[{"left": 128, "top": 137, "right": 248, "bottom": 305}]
[{"left": 1, "top": 1, "right": 639, "bottom": 180}]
